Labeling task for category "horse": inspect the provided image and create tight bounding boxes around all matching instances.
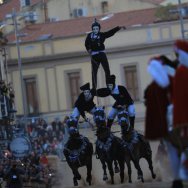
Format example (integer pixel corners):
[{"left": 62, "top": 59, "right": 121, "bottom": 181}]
[
  {"left": 117, "top": 107, "right": 156, "bottom": 182},
  {"left": 63, "top": 117, "right": 93, "bottom": 186},
  {"left": 93, "top": 106, "right": 133, "bottom": 184}
]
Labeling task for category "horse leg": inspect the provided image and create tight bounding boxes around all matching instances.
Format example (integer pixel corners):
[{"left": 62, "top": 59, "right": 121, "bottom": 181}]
[
  {"left": 72, "top": 168, "right": 81, "bottom": 186},
  {"left": 132, "top": 158, "right": 144, "bottom": 183},
  {"left": 86, "top": 157, "right": 92, "bottom": 185},
  {"left": 114, "top": 160, "right": 120, "bottom": 173},
  {"left": 125, "top": 158, "right": 132, "bottom": 183},
  {"left": 72, "top": 168, "right": 80, "bottom": 186},
  {"left": 73, "top": 176, "right": 78, "bottom": 186},
  {"left": 118, "top": 160, "right": 125, "bottom": 183},
  {"left": 107, "top": 162, "right": 114, "bottom": 184},
  {"left": 101, "top": 160, "right": 108, "bottom": 181},
  {"left": 145, "top": 155, "right": 156, "bottom": 179}
]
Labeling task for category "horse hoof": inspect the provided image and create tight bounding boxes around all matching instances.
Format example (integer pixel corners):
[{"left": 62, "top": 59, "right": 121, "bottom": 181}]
[
  {"left": 114, "top": 167, "right": 120, "bottom": 173},
  {"left": 76, "top": 174, "right": 81, "bottom": 180},
  {"left": 138, "top": 175, "right": 144, "bottom": 183},
  {"left": 152, "top": 174, "right": 156, "bottom": 179},
  {"left": 129, "top": 180, "right": 132, "bottom": 183},
  {"left": 73, "top": 180, "right": 78, "bottom": 186},
  {"left": 103, "top": 176, "right": 108, "bottom": 181}
]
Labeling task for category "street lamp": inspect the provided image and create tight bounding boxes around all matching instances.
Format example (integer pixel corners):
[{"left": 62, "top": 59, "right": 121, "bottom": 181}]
[
  {"left": 11, "top": 8, "right": 27, "bottom": 120},
  {"left": 178, "top": 0, "right": 185, "bottom": 39}
]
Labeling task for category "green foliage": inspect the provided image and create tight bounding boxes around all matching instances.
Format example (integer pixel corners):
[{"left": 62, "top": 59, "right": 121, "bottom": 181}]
[{"left": 155, "top": 3, "right": 178, "bottom": 21}]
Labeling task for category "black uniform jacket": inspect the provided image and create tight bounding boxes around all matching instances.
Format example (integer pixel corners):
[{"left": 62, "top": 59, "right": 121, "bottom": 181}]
[
  {"left": 85, "top": 26, "right": 121, "bottom": 52},
  {"left": 97, "top": 86, "right": 134, "bottom": 108},
  {"left": 74, "top": 89, "right": 96, "bottom": 118}
]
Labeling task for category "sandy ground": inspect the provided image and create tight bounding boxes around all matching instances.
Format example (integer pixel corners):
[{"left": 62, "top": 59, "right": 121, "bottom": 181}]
[{"left": 52, "top": 122, "right": 188, "bottom": 188}]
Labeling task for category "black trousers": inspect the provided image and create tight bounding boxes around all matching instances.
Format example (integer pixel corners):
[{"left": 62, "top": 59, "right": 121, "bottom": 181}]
[{"left": 91, "top": 52, "right": 110, "bottom": 89}]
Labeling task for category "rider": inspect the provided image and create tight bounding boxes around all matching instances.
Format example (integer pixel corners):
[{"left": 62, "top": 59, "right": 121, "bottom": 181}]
[
  {"left": 97, "top": 74, "right": 135, "bottom": 129},
  {"left": 71, "top": 82, "right": 96, "bottom": 121},
  {"left": 85, "top": 19, "right": 126, "bottom": 89},
  {"left": 64, "top": 116, "right": 92, "bottom": 158}
]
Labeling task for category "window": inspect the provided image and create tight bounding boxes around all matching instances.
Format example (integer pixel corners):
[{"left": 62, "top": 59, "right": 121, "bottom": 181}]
[
  {"left": 124, "top": 66, "right": 139, "bottom": 101},
  {"left": 101, "top": 1, "right": 108, "bottom": 14},
  {"left": 67, "top": 72, "right": 80, "bottom": 108},
  {"left": 24, "top": 77, "right": 39, "bottom": 115}
]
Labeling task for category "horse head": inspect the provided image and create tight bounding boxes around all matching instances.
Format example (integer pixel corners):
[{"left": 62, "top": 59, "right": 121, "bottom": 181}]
[
  {"left": 117, "top": 107, "right": 131, "bottom": 134},
  {"left": 66, "top": 116, "right": 79, "bottom": 138},
  {"left": 93, "top": 106, "right": 106, "bottom": 127}
]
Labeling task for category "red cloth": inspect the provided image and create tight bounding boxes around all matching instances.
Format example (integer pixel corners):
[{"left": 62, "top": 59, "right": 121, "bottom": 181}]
[
  {"left": 173, "top": 65, "right": 188, "bottom": 128},
  {"left": 40, "top": 156, "right": 48, "bottom": 165},
  {"left": 144, "top": 82, "right": 169, "bottom": 140}
]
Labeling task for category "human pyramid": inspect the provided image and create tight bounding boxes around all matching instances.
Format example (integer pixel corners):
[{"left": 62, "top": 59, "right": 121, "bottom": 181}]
[{"left": 63, "top": 19, "right": 188, "bottom": 188}]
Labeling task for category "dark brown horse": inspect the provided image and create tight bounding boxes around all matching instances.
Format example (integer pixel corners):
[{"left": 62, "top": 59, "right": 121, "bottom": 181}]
[
  {"left": 93, "top": 106, "right": 133, "bottom": 184},
  {"left": 117, "top": 107, "right": 156, "bottom": 182},
  {"left": 63, "top": 117, "right": 93, "bottom": 186}
]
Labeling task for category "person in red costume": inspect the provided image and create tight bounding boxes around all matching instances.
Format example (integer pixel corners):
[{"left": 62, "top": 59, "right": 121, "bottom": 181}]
[
  {"left": 144, "top": 55, "right": 186, "bottom": 188},
  {"left": 144, "top": 56, "right": 176, "bottom": 140},
  {"left": 173, "top": 40, "right": 188, "bottom": 135},
  {"left": 172, "top": 40, "right": 188, "bottom": 186}
]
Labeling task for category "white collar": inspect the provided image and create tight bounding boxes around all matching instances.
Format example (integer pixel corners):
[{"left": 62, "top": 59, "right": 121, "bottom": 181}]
[{"left": 111, "top": 85, "right": 119, "bottom": 94}]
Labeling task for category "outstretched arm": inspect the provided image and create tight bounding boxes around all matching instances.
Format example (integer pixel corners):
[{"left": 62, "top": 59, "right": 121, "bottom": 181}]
[{"left": 103, "top": 26, "right": 126, "bottom": 38}]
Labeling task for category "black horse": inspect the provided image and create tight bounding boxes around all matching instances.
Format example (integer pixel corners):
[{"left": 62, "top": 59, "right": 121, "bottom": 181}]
[
  {"left": 63, "top": 117, "right": 93, "bottom": 186},
  {"left": 117, "top": 107, "right": 156, "bottom": 182},
  {"left": 93, "top": 106, "right": 133, "bottom": 184}
]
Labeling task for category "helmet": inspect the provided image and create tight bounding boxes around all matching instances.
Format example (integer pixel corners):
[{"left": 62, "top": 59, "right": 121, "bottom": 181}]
[
  {"left": 91, "top": 18, "right": 101, "bottom": 30},
  {"left": 66, "top": 117, "right": 78, "bottom": 128},
  {"left": 68, "top": 126, "right": 79, "bottom": 136}
]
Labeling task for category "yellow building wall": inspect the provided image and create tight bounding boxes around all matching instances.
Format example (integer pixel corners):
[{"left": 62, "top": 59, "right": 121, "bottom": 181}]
[
  {"left": 12, "top": 68, "right": 49, "bottom": 115},
  {"left": 9, "top": 43, "right": 43, "bottom": 59},
  {"left": 8, "top": 20, "right": 188, "bottom": 116},
  {"left": 46, "top": 68, "right": 58, "bottom": 112},
  {"left": 8, "top": 21, "right": 188, "bottom": 59},
  {"left": 55, "top": 62, "right": 92, "bottom": 110},
  {"left": 53, "top": 37, "right": 85, "bottom": 54}
]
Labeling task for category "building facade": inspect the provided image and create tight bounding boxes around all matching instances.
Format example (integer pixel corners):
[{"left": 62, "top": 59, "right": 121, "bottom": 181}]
[{"left": 6, "top": 11, "right": 187, "bottom": 122}]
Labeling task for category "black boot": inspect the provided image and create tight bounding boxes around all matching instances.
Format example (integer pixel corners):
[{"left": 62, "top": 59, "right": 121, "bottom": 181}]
[
  {"left": 107, "top": 119, "right": 114, "bottom": 129},
  {"left": 172, "top": 180, "right": 183, "bottom": 188},
  {"left": 129, "top": 116, "right": 135, "bottom": 129}
]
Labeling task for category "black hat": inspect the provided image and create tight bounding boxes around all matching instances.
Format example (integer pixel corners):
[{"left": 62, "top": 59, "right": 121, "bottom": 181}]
[
  {"left": 91, "top": 18, "right": 101, "bottom": 30},
  {"left": 159, "top": 55, "right": 179, "bottom": 69},
  {"left": 80, "top": 82, "right": 90, "bottom": 91},
  {"left": 107, "top": 75, "right": 116, "bottom": 84}
]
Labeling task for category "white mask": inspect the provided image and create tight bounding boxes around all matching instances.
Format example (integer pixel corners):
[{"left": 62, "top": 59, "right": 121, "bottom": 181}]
[
  {"left": 92, "top": 26, "right": 100, "bottom": 35},
  {"left": 107, "top": 84, "right": 114, "bottom": 91},
  {"left": 83, "top": 90, "right": 91, "bottom": 100}
]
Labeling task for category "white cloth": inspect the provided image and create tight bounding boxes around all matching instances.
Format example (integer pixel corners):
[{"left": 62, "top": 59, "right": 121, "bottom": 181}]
[{"left": 108, "top": 104, "right": 135, "bottom": 119}]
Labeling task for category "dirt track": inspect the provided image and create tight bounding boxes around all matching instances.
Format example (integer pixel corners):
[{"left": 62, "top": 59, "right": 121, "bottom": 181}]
[{"left": 53, "top": 123, "right": 188, "bottom": 188}]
